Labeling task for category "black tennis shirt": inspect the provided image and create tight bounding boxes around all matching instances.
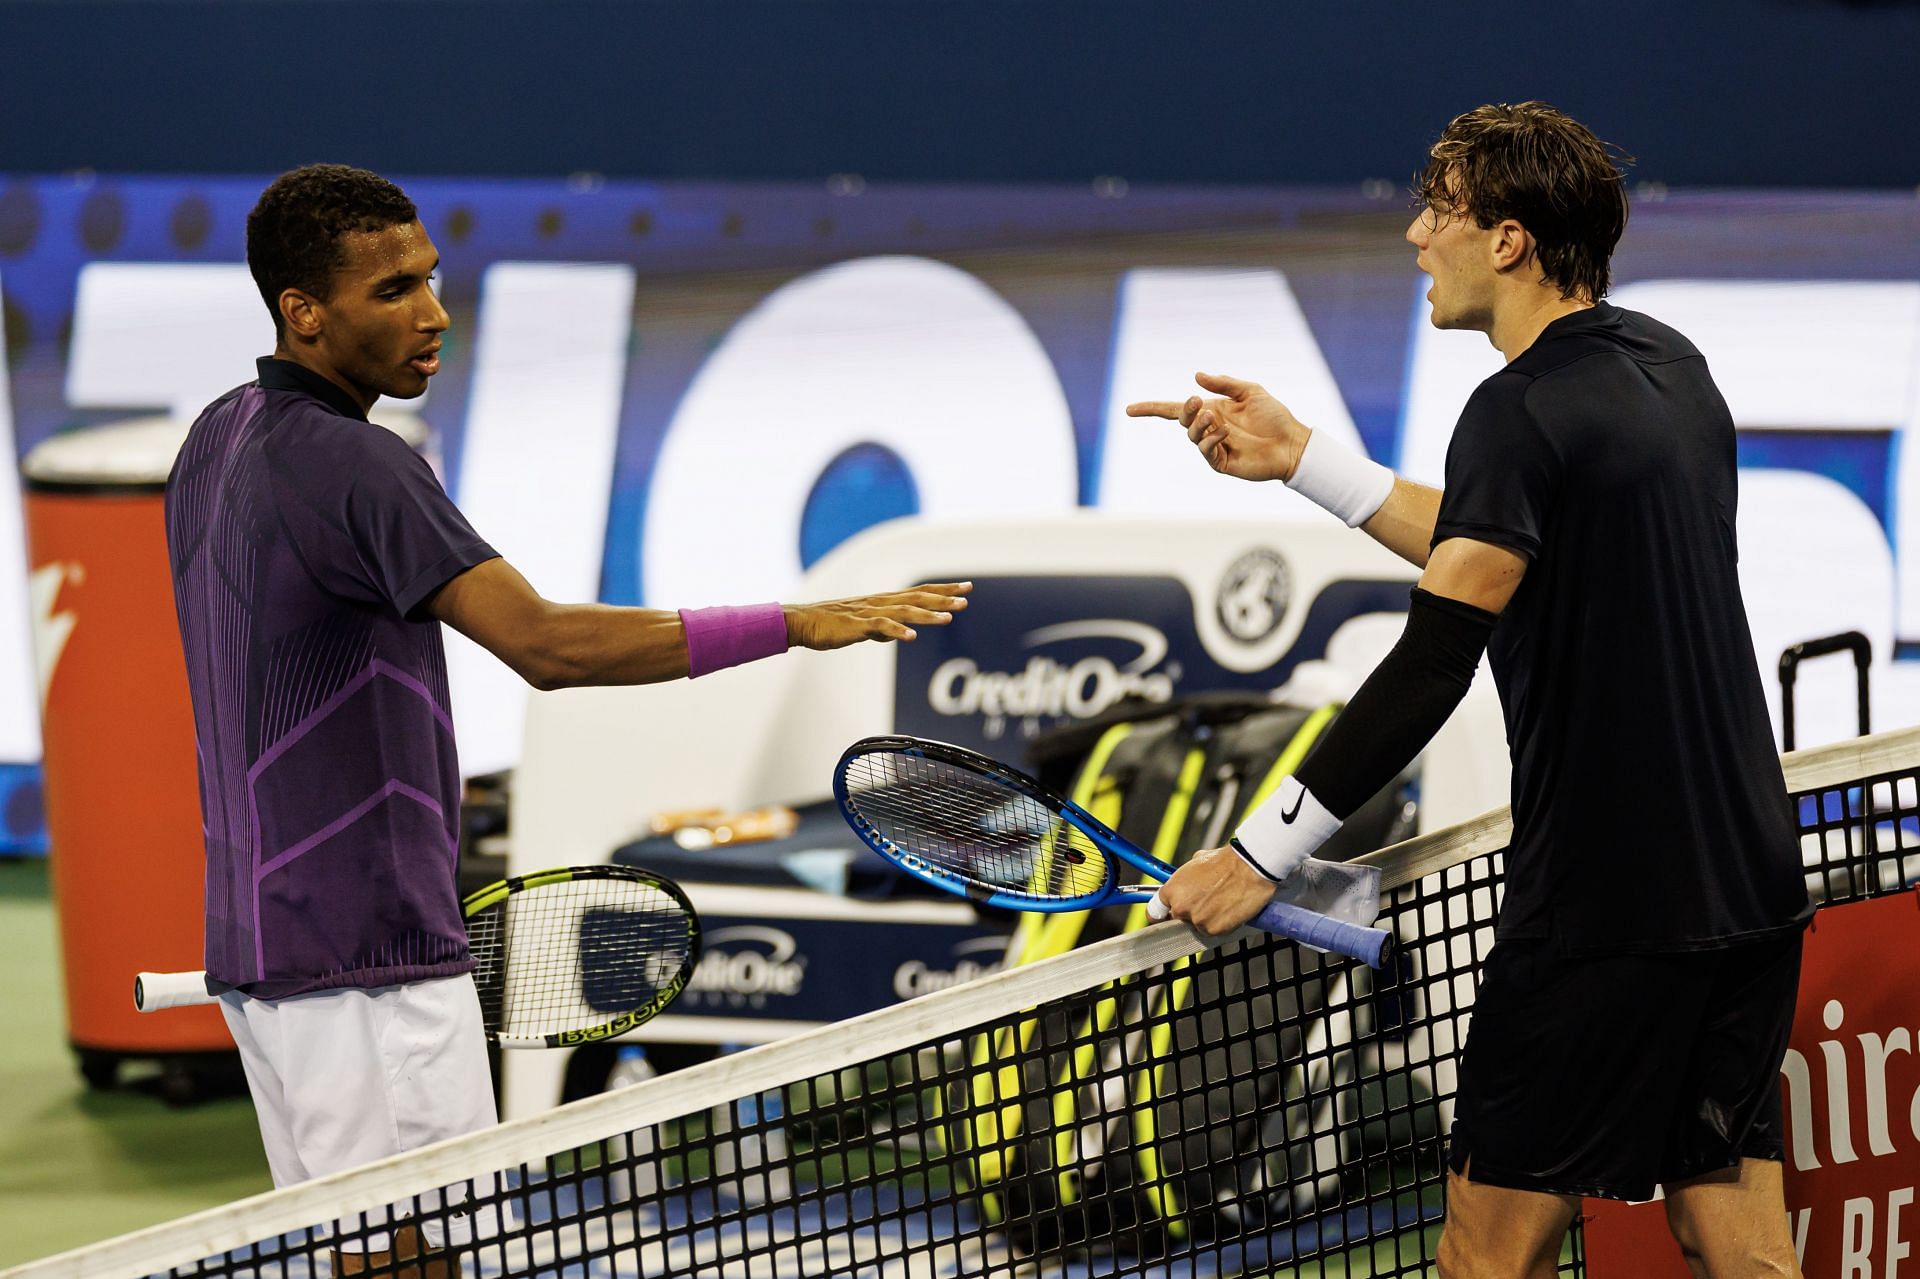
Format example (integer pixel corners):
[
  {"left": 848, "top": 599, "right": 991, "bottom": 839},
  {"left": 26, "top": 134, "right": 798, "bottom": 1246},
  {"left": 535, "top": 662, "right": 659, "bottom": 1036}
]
[{"left": 1433, "top": 303, "right": 1811, "bottom": 953}]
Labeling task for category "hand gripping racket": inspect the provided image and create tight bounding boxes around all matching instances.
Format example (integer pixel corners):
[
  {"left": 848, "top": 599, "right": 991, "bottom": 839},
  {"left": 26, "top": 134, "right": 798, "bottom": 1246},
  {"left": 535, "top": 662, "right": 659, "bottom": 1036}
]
[
  {"left": 833, "top": 735, "right": 1392, "bottom": 968},
  {"left": 135, "top": 864, "right": 702, "bottom": 1049}
]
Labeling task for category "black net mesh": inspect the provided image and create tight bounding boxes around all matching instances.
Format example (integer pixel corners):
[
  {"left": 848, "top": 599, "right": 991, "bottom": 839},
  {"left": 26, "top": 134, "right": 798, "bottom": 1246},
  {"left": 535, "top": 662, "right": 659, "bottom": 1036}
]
[
  {"left": 38, "top": 740, "right": 1916, "bottom": 1279},
  {"left": 1799, "top": 765, "right": 1919, "bottom": 910}
]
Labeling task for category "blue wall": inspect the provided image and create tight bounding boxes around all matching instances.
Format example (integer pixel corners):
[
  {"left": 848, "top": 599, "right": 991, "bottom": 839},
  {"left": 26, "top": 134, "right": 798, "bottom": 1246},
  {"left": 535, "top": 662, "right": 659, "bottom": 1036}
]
[{"left": 2, "top": 1, "right": 1918, "bottom": 187}]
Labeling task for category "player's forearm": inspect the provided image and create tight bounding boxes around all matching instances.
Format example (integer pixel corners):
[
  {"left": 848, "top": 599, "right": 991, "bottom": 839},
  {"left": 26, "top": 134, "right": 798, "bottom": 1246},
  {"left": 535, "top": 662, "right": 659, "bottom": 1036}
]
[
  {"left": 432, "top": 557, "right": 751, "bottom": 689},
  {"left": 1359, "top": 478, "right": 1443, "bottom": 567},
  {"left": 523, "top": 603, "right": 692, "bottom": 690},
  {"left": 1232, "top": 587, "right": 1495, "bottom": 880}
]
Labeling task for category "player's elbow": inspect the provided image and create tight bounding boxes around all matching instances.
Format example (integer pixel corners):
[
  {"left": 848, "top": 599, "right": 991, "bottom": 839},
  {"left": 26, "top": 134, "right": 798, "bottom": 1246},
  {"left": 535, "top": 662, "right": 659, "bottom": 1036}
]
[
  {"left": 498, "top": 610, "right": 591, "bottom": 692},
  {"left": 517, "top": 660, "right": 572, "bottom": 693},
  {"left": 514, "top": 641, "right": 591, "bottom": 692}
]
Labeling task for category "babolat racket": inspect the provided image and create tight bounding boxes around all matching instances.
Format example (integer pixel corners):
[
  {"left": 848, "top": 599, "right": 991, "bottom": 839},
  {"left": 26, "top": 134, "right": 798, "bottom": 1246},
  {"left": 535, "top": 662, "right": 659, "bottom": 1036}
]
[
  {"left": 135, "top": 864, "right": 701, "bottom": 1048},
  {"left": 834, "top": 735, "right": 1392, "bottom": 968}
]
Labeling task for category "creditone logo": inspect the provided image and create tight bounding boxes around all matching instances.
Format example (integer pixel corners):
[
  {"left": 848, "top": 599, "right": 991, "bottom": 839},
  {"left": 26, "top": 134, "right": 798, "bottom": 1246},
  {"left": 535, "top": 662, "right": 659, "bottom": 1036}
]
[
  {"left": 1216, "top": 548, "right": 1292, "bottom": 643},
  {"left": 892, "top": 934, "right": 1009, "bottom": 999},
  {"left": 926, "top": 619, "right": 1177, "bottom": 737},
  {"left": 687, "top": 925, "right": 806, "bottom": 1007}
]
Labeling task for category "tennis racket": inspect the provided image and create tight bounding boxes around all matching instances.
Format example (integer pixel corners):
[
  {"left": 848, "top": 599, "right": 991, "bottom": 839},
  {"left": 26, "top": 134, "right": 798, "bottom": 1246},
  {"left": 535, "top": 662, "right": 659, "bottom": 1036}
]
[
  {"left": 134, "top": 864, "right": 702, "bottom": 1049},
  {"left": 833, "top": 735, "right": 1393, "bottom": 968}
]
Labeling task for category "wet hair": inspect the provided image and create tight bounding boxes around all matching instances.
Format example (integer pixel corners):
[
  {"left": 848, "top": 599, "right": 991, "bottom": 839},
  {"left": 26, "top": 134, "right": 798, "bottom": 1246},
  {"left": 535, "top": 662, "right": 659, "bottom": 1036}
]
[
  {"left": 246, "top": 164, "right": 418, "bottom": 335},
  {"left": 1415, "top": 102, "right": 1632, "bottom": 301}
]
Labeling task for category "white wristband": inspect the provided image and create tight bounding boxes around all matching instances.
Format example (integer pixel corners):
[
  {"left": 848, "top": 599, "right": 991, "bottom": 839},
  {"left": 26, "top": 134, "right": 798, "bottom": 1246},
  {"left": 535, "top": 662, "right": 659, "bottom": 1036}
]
[
  {"left": 1284, "top": 431, "right": 1396, "bottom": 527},
  {"left": 1232, "top": 776, "right": 1342, "bottom": 882}
]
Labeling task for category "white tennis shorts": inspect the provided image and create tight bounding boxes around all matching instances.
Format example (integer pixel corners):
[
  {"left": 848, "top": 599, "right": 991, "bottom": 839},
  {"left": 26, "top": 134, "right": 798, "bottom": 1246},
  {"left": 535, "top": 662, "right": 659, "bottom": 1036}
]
[{"left": 219, "top": 971, "right": 498, "bottom": 1252}]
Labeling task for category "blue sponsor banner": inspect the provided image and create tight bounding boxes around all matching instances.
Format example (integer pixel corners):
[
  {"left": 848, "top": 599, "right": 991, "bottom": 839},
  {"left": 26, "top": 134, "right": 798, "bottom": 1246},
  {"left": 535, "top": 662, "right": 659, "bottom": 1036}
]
[
  {"left": 894, "top": 574, "right": 1411, "bottom": 755},
  {"left": 670, "top": 917, "right": 1011, "bottom": 1027},
  {"left": 609, "top": 801, "right": 1013, "bottom": 1027},
  {"left": 3, "top": 176, "right": 1918, "bottom": 856}
]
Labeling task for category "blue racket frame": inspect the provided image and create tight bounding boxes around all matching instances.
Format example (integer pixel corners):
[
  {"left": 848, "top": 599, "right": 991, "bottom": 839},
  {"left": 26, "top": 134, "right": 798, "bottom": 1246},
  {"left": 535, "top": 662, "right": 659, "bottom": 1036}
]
[{"left": 833, "top": 734, "right": 1393, "bottom": 969}]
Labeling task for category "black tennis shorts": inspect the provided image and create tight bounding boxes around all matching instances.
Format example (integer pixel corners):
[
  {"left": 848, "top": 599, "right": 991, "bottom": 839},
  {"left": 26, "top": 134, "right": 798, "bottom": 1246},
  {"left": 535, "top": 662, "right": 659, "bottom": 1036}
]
[{"left": 1446, "top": 929, "right": 1803, "bottom": 1201}]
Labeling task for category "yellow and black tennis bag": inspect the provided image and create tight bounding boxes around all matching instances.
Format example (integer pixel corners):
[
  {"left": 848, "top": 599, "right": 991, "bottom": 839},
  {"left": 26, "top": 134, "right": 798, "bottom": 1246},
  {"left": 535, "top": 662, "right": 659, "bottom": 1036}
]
[{"left": 946, "top": 694, "right": 1434, "bottom": 1257}]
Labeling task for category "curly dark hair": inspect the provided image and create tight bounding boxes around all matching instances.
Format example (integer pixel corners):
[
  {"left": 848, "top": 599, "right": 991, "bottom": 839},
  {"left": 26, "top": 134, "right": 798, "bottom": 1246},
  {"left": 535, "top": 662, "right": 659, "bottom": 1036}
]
[
  {"left": 246, "top": 164, "right": 418, "bottom": 336},
  {"left": 1415, "top": 103, "right": 1632, "bottom": 302}
]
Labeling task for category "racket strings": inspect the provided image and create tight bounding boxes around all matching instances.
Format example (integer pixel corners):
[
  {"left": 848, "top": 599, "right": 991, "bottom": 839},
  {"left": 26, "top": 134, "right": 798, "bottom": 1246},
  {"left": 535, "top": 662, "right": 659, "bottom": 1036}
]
[
  {"left": 467, "top": 877, "right": 695, "bottom": 1039},
  {"left": 841, "top": 752, "right": 1112, "bottom": 902}
]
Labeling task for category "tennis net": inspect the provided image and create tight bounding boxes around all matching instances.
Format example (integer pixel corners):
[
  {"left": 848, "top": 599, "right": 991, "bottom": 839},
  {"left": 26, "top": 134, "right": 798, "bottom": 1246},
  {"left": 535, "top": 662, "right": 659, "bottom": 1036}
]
[{"left": 10, "top": 725, "right": 1917, "bottom": 1279}]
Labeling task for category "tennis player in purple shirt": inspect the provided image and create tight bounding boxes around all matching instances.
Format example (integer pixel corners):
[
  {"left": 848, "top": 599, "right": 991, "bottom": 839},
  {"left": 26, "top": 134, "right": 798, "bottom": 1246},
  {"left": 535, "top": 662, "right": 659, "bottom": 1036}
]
[{"left": 165, "top": 164, "right": 968, "bottom": 1275}]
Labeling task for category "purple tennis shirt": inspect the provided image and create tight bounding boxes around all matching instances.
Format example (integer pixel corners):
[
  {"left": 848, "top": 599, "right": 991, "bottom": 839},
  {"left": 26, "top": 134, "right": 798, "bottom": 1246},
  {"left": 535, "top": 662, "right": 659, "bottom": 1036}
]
[{"left": 165, "top": 358, "right": 498, "bottom": 998}]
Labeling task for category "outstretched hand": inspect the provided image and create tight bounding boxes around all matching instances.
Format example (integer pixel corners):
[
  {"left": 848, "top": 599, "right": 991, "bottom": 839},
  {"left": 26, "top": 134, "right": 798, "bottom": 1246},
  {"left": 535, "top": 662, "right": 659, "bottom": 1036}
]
[
  {"left": 785, "top": 581, "right": 972, "bottom": 651},
  {"left": 1125, "top": 371, "right": 1311, "bottom": 484}
]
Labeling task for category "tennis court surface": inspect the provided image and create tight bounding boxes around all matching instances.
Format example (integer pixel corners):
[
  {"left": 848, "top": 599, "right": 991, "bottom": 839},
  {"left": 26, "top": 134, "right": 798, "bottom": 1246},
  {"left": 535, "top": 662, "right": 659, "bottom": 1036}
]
[{"left": 10, "top": 726, "right": 1914, "bottom": 1279}]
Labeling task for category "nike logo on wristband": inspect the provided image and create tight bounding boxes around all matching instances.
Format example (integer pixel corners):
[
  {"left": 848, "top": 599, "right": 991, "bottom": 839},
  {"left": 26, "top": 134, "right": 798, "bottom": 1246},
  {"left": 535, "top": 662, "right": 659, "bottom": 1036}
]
[
  {"left": 1230, "top": 838, "right": 1288, "bottom": 884},
  {"left": 1279, "top": 789, "right": 1305, "bottom": 823}
]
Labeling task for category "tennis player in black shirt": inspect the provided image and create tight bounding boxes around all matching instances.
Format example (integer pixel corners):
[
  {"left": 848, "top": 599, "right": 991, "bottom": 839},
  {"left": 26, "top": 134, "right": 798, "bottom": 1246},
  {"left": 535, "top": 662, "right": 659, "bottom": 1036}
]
[{"left": 1131, "top": 103, "right": 1811, "bottom": 1277}]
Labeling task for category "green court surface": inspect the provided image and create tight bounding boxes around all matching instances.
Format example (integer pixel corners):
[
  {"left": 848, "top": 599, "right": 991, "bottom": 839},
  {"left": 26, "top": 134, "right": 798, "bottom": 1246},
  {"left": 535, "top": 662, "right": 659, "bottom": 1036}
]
[{"left": 0, "top": 857, "right": 271, "bottom": 1269}]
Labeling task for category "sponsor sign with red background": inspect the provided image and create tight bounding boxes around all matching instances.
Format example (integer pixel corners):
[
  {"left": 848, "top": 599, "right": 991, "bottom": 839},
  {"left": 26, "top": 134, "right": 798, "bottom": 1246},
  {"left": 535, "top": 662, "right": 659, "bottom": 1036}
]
[{"left": 1585, "top": 889, "right": 1920, "bottom": 1277}]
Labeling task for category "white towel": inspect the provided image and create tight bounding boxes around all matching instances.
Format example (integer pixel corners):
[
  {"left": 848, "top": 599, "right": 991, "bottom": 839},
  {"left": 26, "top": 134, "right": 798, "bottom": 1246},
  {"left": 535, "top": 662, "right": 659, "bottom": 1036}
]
[{"left": 1271, "top": 856, "right": 1382, "bottom": 929}]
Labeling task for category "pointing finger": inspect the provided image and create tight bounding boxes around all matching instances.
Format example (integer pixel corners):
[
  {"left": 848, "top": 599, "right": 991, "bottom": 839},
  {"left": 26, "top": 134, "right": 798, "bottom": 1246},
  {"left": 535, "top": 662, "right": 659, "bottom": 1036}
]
[{"left": 1125, "top": 400, "right": 1185, "bottom": 420}]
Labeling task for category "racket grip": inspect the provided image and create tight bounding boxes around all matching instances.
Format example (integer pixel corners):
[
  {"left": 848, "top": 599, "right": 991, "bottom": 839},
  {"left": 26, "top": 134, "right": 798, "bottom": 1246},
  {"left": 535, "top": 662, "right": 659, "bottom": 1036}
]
[
  {"left": 1250, "top": 900, "right": 1394, "bottom": 969},
  {"left": 134, "top": 970, "right": 218, "bottom": 1012}
]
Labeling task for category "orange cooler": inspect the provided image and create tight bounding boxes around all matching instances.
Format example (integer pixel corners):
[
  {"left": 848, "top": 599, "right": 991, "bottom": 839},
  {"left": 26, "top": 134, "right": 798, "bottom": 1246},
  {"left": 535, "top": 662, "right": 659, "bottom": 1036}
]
[
  {"left": 23, "top": 412, "right": 432, "bottom": 1092},
  {"left": 22, "top": 418, "right": 230, "bottom": 1082}
]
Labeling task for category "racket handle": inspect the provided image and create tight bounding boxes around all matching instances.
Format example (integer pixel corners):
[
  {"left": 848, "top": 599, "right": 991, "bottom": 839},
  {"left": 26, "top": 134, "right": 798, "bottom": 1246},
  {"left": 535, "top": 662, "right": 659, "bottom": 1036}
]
[
  {"left": 1250, "top": 900, "right": 1394, "bottom": 969},
  {"left": 134, "top": 970, "right": 218, "bottom": 1012}
]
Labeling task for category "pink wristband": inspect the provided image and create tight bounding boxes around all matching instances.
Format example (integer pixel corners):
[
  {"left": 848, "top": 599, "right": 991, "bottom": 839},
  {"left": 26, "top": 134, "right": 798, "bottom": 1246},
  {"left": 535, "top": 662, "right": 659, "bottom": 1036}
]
[{"left": 678, "top": 603, "right": 790, "bottom": 678}]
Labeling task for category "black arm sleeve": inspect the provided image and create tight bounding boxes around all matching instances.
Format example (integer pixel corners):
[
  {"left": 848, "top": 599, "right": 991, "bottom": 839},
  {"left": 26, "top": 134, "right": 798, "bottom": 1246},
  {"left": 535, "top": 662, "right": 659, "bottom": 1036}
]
[{"left": 1293, "top": 587, "right": 1498, "bottom": 818}]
